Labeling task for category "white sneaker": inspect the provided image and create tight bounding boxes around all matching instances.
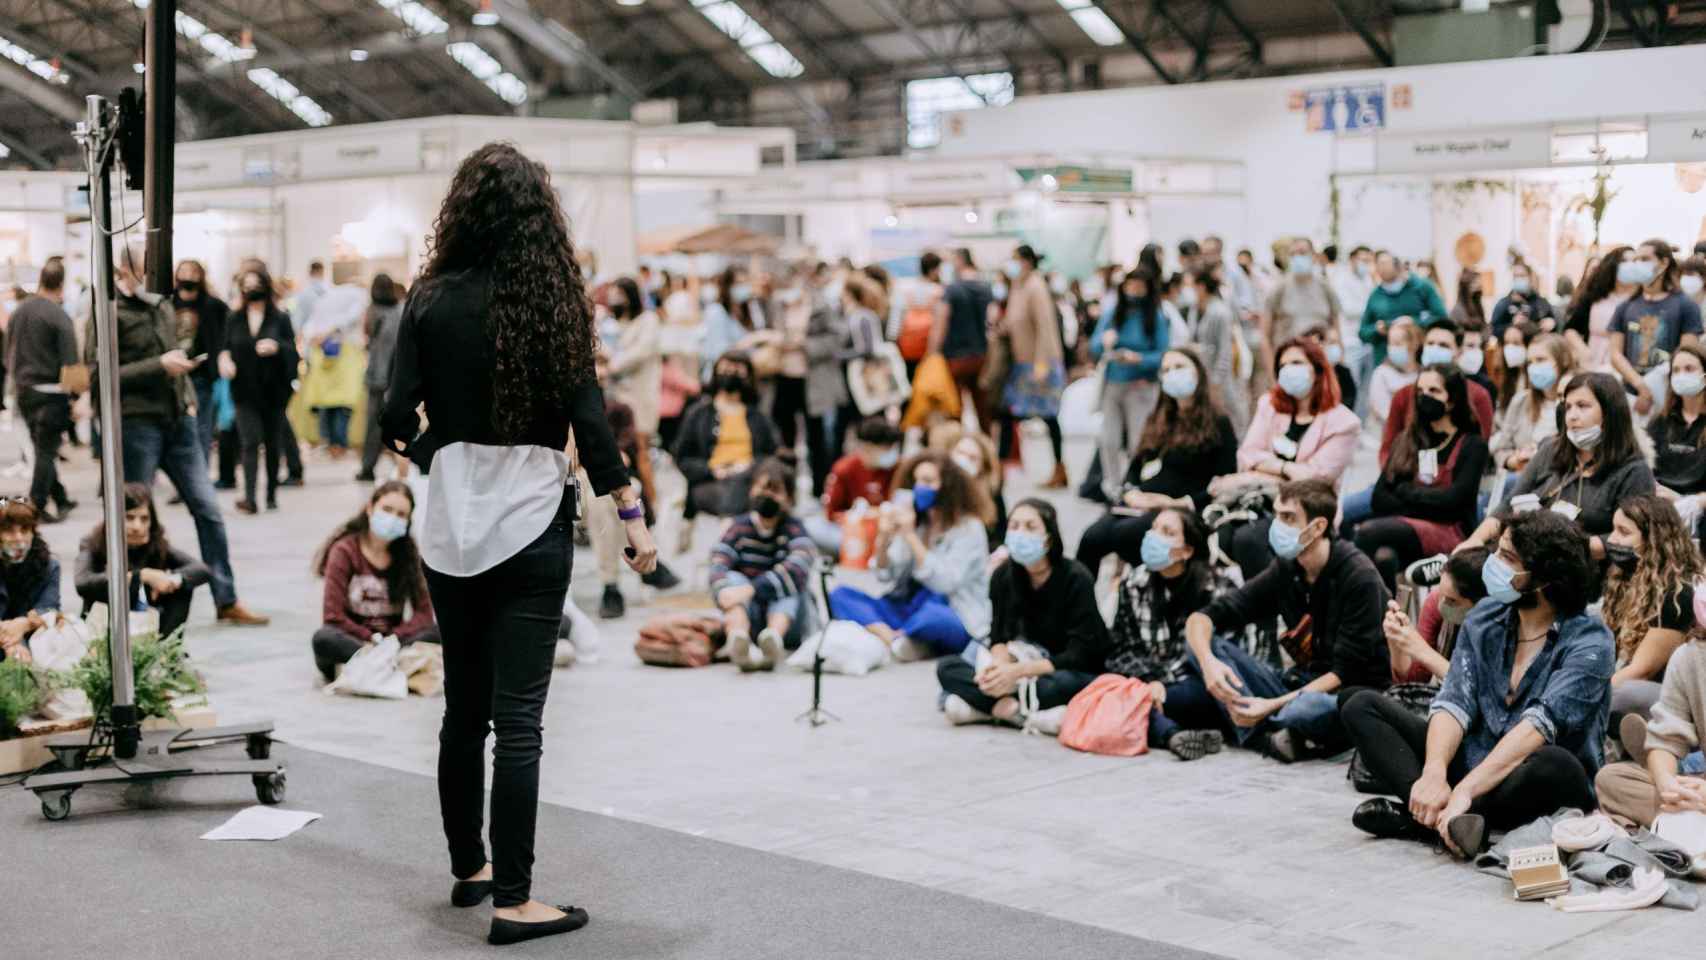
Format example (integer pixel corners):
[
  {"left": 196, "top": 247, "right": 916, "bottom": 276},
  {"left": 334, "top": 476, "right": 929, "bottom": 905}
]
[
  {"left": 553, "top": 639, "right": 577, "bottom": 668},
  {"left": 890, "top": 635, "right": 930, "bottom": 662},
  {"left": 726, "top": 630, "right": 752, "bottom": 671},
  {"left": 1025, "top": 705, "right": 1068, "bottom": 737},
  {"left": 943, "top": 694, "right": 992, "bottom": 726},
  {"left": 755, "top": 628, "right": 784, "bottom": 671}
]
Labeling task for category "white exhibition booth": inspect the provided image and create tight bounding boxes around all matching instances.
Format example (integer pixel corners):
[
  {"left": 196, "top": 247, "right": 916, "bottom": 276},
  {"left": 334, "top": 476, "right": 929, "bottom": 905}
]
[
  {"left": 936, "top": 44, "right": 1706, "bottom": 293},
  {"left": 0, "top": 171, "right": 86, "bottom": 293}
]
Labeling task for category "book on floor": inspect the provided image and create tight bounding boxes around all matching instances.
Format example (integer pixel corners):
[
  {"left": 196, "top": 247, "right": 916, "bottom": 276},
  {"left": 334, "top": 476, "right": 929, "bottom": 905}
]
[{"left": 1508, "top": 843, "right": 1570, "bottom": 901}]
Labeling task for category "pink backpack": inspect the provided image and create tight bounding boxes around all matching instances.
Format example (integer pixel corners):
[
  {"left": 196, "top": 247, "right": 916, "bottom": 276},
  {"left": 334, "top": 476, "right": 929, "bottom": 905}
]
[{"left": 1058, "top": 675, "right": 1153, "bottom": 756}]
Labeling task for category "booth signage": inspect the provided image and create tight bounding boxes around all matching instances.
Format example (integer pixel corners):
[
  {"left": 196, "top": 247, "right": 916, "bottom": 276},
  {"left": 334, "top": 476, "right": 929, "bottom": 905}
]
[
  {"left": 300, "top": 133, "right": 420, "bottom": 179},
  {"left": 1375, "top": 128, "right": 1549, "bottom": 173},
  {"left": 1305, "top": 84, "right": 1385, "bottom": 133},
  {"left": 1014, "top": 165, "right": 1134, "bottom": 194},
  {"left": 889, "top": 163, "right": 1012, "bottom": 198},
  {"left": 1647, "top": 117, "right": 1706, "bottom": 163}
]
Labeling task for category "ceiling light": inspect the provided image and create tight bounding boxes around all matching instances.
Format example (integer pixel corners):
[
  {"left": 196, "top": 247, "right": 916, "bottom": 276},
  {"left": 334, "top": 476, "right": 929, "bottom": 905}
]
[
  {"left": 883, "top": 214, "right": 898, "bottom": 228},
  {"left": 374, "top": 0, "right": 450, "bottom": 35},
  {"left": 617, "top": 0, "right": 647, "bottom": 5},
  {"left": 1054, "top": 0, "right": 1123, "bottom": 47},
  {"left": 446, "top": 41, "right": 528, "bottom": 105},
  {"left": 0, "top": 33, "right": 63, "bottom": 82},
  {"left": 133, "top": 62, "right": 146, "bottom": 74},
  {"left": 0, "top": 142, "right": 10, "bottom": 159},
  {"left": 472, "top": 0, "right": 499, "bottom": 26},
  {"left": 247, "top": 67, "right": 333, "bottom": 126},
  {"left": 689, "top": 0, "right": 804, "bottom": 78},
  {"left": 349, "top": 48, "right": 369, "bottom": 62},
  {"left": 963, "top": 209, "right": 979, "bottom": 224}
]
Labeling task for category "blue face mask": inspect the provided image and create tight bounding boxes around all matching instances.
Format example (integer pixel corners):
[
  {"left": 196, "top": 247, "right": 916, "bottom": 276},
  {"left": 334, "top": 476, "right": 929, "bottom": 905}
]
[
  {"left": 1325, "top": 343, "right": 1343, "bottom": 365},
  {"left": 1003, "top": 260, "right": 1023, "bottom": 279},
  {"left": 1527, "top": 361, "right": 1557, "bottom": 391},
  {"left": 369, "top": 510, "right": 408, "bottom": 543},
  {"left": 1277, "top": 362, "right": 1314, "bottom": 398},
  {"left": 1420, "top": 344, "right": 1454, "bottom": 367},
  {"left": 1140, "top": 530, "right": 1178, "bottom": 571},
  {"left": 1388, "top": 345, "right": 1413, "bottom": 368},
  {"left": 1482, "top": 553, "right": 1526, "bottom": 605},
  {"left": 1511, "top": 278, "right": 1532, "bottom": 295},
  {"left": 1289, "top": 254, "right": 1315, "bottom": 276},
  {"left": 1004, "top": 530, "right": 1047, "bottom": 567},
  {"left": 1267, "top": 518, "right": 1311, "bottom": 561},
  {"left": 1618, "top": 261, "right": 1655, "bottom": 287},
  {"left": 1160, "top": 367, "right": 1198, "bottom": 399},
  {"left": 912, "top": 485, "right": 938, "bottom": 513},
  {"left": 1381, "top": 279, "right": 1407, "bottom": 294}
]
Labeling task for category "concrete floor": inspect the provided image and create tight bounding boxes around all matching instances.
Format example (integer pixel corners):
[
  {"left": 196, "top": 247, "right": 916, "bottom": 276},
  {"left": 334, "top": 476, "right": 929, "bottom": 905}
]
[{"left": 13, "top": 419, "right": 1702, "bottom": 960}]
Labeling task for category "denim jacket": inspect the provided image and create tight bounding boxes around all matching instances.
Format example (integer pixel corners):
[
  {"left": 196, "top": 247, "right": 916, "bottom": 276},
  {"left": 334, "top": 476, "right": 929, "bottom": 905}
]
[{"left": 1430, "top": 599, "right": 1613, "bottom": 775}]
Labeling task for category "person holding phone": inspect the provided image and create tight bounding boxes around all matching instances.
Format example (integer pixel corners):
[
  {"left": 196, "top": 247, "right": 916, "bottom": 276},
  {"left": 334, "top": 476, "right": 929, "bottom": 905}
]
[{"left": 218, "top": 263, "right": 299, "bottom": 515}]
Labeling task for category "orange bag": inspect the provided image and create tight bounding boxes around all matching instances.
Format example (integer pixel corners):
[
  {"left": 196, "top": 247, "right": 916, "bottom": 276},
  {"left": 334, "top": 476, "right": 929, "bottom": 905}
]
[
  {"left": 838, "top": 510, "right": 880, "bottom": 569},
  {"left": 634, "top": 613, "right": 725, "bottom": 668},
  {"left": 1058, "top": 674, "right": 1154, "bottom": 756},
  {"left": 897, "top": 303, "right": 934, "bottom": 361},
  {"left": 901, "top": 353, "right": 962, "bottom": 430}
]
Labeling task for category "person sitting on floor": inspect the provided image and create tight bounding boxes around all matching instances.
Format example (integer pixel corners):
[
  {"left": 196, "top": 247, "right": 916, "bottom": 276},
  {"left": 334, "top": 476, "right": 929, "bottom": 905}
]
[
  {"left": 805, "top": 417, "right": 901, "bottom": 554},
  {"left": 711, "top": 458, "right": 816, "bottom": 673},
  {"left": 1367, "top": 318, "right": 1421, "bottom": 437},
  {"left": 1343, "top": 510, "right": 1611, "bottom": 859},
  {"left": 673, "top": 350, "right": 780, "bottom": 549},
  {"left": 74, "top": 482, "right": 211, "bottom": 640},
  {"left": 1648, "top": 343, "right": 1706, "bottom": 535},
  {"left": 1182, "top": 478, "right": 1391, "bottom": 762},
  {"left": 1459, "top": 371, "right": 1656, "bottom": 559},
  {"left": 1377, "top": 319, "right": 1496, "bottom": 463},
  {"left": 830, "top": 451, "right": 992, "bottom": 661},
  {"left": 936, "top": 499, "right": 1105, "bottom": 729},
  {"left": 1349, "top": 363, "right": 1490, "bottom": 590},
  {"left": 0, "top": 499, "right": 60, "bottom": 663},
  {"left": 1074, "top": 347, "right": 1238, "bottom": 579},
  {"left": 1596, "top": 619, "right": 1706, "bottom": 828},
  {"left": 1381, "top": 547, "right": 1490, "bottom": 685},
  {"left": 309, "top": 480, "right": 439, "bottom": 682},
  {"left": 1104, "top": 507, "right": 1248, "bottom": 761},
  {"left": 1601, "top": 495, "right": 1700, "bottom": 724}
]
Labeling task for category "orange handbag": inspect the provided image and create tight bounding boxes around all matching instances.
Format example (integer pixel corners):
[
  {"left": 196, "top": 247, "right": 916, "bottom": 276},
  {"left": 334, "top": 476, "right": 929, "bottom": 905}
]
[{"left": 1057, "top": 674, "right": 1154, "bottom": 757}]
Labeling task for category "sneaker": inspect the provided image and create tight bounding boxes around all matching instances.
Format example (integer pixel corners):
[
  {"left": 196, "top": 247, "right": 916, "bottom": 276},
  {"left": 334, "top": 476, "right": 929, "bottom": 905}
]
[
  {"left": 1026, "top": 705, "right": 1068, "bottom": 736},
  {"left": 726, "top": 630, "right": 752, "bottom": 671},
  {"left": 1167, "top": 729, "right": 1225, "bottom": 762},
  {"left": 755, "top": 627, "right": 784, "bottom": 671},
  {"left": 597, "top": 585, "right": 625, "bottom": 621},
  {"left": 1264, "top": 728, "right": 1300, "bottom": 764},
  {"left": 641, "top": 562, "right": 682, "bottom": 591},
  {"left": 217, "top": 602, "right": 270, "bottom": 626},
  {"left": 889, "top": 635, "right": 930, "bottom": 662},
  {"left": 943, "top": 694, "right": 992, "bottom": 726}
]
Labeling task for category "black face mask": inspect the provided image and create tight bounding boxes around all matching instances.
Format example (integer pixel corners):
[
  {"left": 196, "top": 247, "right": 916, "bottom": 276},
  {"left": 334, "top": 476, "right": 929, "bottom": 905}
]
[
  {"left": 753, "top": 495, "right": 783, "bottom": 520},
  {"left": 1604, "top": 543, "right": 1639, "bottom": 572},
  {"left": 176, "top": 279, "right": 200, "bottom": 296},
  {"left": 243, "top": 288, "right": 268, "bottom": 303},
  {"left": 1415, "top": 394, "right": 1448, "bottom": 424},
  {"left": 609, "top": 301, "right": 629, "bottom": 319},
  {"left": 714, "top": 374, "right": 748, "bottom": 397}
]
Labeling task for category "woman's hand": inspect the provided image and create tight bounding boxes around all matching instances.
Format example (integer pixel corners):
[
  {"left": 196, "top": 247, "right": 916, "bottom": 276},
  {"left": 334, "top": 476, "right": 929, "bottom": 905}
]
[
  {"left": 1659, "top": 777, "right": 1706, "bottom": 815},
  {"left": 1101, "top": 330, "right": 1119, "bottom": 353},
  {"left": 1506, "top": 448, "right": 1533, "bottom": 472},
  {"left": 621, "top": 517, "right": 658, "bottom": 575},
  {"left": 139, "top": 568, "right": 179, "bottom": 598},
  {"left": 976, "top": 661, "right": 1027, "bottom": 699},
  {"left": 218, "top": 351, "right": 237, "bottom": 380},
  {"left": 1436, "top": 787, "right": 1475, "bottom": 853},
  {"left": 1635, "top": 386, "right": 1655, "bottom": 416}
]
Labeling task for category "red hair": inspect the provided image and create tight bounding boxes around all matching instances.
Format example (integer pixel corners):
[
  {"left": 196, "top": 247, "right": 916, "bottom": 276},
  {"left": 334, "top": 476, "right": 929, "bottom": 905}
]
[{"left": 1268, "top": 336, "right": 1341, "bottom": 416}]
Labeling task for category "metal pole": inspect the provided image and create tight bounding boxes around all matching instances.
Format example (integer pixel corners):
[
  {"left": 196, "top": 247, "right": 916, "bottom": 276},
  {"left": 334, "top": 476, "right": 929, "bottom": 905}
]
[
  {"left": 144, "top": 0, "right": 175, "bottom": 293},
  {"left": 85, "top": 94, "right": 139, "bottom": 760}
]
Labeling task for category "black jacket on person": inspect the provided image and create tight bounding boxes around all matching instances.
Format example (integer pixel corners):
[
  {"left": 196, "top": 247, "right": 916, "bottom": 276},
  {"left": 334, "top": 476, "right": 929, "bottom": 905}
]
[
  {"left": 988, "top": 559, "right": 1107, "bottom": 675},
  {"left": 1123, "top": 414, "right": 1238, "bottom": 511},
  {"left": 85, "top": 291, "right": 193, "bottom": 422},
  {"left": 172, "top": 290, "right": 231, "bottom": 388},
  {"left": 7, "top": 295, "right": 77, "bottom": 394},
  {"left": 1202, "top": 539, "right": 1391, "bottom": 689},
  {"left": 671, "top": 397, "right": 780, "bottom": 487},
  {"left": 1370, "top": 430, "right": 1490, "bottom": 533},
  {"left": 224, "top": 303, "right": 299, "bottom": 408}
]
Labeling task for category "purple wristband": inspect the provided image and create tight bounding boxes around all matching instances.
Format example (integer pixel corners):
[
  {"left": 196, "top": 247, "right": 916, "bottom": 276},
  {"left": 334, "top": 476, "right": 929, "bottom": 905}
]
[{"left": 617, "top": 503, "right": 645, "bottom": 521}]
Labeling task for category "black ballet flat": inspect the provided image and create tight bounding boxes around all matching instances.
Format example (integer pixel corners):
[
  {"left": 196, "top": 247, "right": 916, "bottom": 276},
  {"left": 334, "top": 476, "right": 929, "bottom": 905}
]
[
  {"left": 488, "top": 905, "right": 589, "bottom": 946},
  {"left": 451, "top": 878, "right": 493, "bottom": 908}
]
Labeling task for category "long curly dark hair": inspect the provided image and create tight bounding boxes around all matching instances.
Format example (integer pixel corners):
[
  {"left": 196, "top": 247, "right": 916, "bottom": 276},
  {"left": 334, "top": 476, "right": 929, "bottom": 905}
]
[
  {"left": 1136, "top": 347, "right": 1222, "bottom": 459},
  {"left": 85, "top": 482, "right": 174, "bottom": 571},
  {"left": 416, "top": 142, "right": 596, "bottom": 439},
  {"left": 312, "top": 481, "right": 424, "bottom": 608}
]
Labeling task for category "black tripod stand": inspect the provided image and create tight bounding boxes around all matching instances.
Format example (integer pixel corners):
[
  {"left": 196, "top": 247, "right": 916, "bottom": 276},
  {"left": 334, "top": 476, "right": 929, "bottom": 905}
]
[{"left": 794, "top": 564, "right": 841, "bottom": 727}]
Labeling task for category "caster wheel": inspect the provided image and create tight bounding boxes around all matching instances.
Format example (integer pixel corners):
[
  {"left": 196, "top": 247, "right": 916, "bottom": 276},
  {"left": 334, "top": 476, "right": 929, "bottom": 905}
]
[
  {"left": 245, "top": 735, "right": 272, "bottom": 761},
  {"left": 40, "top": 791, "right": 72, "bottom": 821},
  {"left": 254, "top": 771, "right": 286, "bottom": 805}
]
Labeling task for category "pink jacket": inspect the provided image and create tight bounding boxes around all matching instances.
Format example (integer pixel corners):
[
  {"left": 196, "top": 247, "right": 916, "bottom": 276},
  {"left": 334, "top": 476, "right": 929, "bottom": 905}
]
[{"left": 1236, "top": 395, "right": 1360, "bottom": 489}]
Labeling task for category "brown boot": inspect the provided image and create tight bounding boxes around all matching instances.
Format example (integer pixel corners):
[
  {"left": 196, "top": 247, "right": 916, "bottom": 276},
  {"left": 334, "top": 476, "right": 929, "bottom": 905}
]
[
  {"left": 218, "top": 602, "right": 271, "bottom": 626},
  {"left": 1043, "top": 462, "right": 1069, "bottom": 489}
]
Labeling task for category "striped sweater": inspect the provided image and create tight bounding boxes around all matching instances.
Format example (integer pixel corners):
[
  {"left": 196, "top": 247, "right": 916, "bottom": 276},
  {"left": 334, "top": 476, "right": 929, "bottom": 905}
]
[{"left": 710, "top": 515, "right": 814, "bottom": 602}]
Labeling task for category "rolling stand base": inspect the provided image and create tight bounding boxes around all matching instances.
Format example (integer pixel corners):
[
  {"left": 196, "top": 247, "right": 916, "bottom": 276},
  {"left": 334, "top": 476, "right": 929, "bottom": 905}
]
[{"left": 25, "top": 721, "right": 285, "bottom": 821}]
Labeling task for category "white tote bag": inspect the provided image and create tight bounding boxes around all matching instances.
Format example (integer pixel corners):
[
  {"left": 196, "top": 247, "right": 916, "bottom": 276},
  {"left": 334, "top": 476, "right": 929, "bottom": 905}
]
[{"left": 324, "top": 635, "right": 408, "bottom": 699}]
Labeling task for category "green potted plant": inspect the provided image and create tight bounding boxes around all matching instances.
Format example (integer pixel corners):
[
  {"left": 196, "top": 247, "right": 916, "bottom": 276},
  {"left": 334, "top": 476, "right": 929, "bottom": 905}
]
[
  {"left": 62, "top": 626, "right": 206, "bottom": 725},
  {"left": 0, "top": 657, "right": 41, "bottom": 740}
]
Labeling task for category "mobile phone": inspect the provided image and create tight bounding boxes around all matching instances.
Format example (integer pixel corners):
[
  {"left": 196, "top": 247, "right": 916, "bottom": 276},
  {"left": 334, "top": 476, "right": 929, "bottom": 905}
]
[{"left": 191, "top": 353, "right": 208, "bottom": 364}]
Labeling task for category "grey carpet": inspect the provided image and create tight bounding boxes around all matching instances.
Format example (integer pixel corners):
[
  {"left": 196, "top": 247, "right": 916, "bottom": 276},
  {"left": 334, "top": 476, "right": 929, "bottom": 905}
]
[{"left": 0, "top": 744, "right": 1221, "bottom": 959}]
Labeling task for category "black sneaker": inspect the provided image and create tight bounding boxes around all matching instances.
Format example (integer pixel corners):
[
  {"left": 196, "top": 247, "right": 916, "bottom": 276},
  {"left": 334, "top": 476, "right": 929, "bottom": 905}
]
[
  {"left": 640, "top": 561, "right": 681, "bottom": 591},
  {"left": 1166, "top": 728, "right": 1224, "bottom": 762},
  {"left": 598, "top": 585, "right": 625, "bottom": 620},
  {"left": 354, "top": 472, "right": 375, "bottom": 483},
  {"left": 1264, "top": 728, "right": 1301, "bottom": 764}
]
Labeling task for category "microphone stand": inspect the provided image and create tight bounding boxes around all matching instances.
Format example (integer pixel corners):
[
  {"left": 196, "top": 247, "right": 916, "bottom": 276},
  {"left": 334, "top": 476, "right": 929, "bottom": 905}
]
[{"left": 795, "top": 562, "right": 841, "bottom": 727}]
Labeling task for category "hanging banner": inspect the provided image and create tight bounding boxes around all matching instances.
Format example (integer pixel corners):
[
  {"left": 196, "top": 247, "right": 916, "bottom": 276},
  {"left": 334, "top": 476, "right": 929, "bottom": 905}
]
[
  {"left": 1375, "top": 128, "right": 1550, "bottom": 173},
  {"left": 1647, "top": 116, "right": 1706, "bottom": 163},
  {"left": 1304, "top": 83, "right": 1386, "bottom": 133}
]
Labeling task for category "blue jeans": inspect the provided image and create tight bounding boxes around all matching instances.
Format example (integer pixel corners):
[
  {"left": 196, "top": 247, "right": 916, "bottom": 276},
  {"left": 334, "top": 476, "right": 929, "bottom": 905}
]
[
  {"left": 121, "top": 415, "right": 237, "bottom": 607},
  {"left": 1340, "top": 486, "right": 1375, "bottom": 526},
  {"left": 1167, "top": 635, "right": 1347, "bottom": 749},
  {"left": 828, "top": 584, "right": 970, "bottom": 655},
  {"left": 193, "top": 378, "right": 217, "bottom": 458},
  {"left": 318, "top": 406, "right": 353, "bottom": 448}
]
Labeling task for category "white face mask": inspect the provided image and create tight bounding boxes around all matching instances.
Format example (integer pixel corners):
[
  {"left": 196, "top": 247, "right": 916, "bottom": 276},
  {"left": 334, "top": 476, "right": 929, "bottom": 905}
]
[
  {"left": 1178, "top": 287, "right": 1198, "bottom": 308},
  {"left": 1458, "top": 348, "right": 1484, "bottom": 375},
  {"left": 1684, "top": 275, "right": 1705, "bottom": 298}
]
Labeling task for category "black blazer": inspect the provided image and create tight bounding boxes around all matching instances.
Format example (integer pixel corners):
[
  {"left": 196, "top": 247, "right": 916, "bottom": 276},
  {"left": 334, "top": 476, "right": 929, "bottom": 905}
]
[
  {"left": 224, "top": 303, "right": 298, "bottom": 406},
  {"left": 671, "top": 397, "right": 780, "bottom": 486}
]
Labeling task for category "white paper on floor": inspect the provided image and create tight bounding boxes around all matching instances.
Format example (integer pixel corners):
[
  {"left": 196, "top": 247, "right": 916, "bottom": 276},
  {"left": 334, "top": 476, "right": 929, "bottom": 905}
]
[{"left": 201, "top": 806, "right": 322, "bottom": 841}]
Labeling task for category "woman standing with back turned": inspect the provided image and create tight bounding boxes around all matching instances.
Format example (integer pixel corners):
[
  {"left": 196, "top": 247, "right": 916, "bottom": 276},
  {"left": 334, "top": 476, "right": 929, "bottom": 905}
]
[{"left": 382, "top": 143, "right": 657, "bottom": 947}]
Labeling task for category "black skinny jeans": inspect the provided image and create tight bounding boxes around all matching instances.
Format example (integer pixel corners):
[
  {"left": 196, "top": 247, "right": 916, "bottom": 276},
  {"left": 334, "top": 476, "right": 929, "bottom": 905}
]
[
  {"left": 311, "top": 623, "right": 445, "bottom": 682},
  {"left": 428, "top": 498, "right": 573, "bottom": 908},
  {"left": 936, "top": 657, "right": 1095, "bottom": 714},
  {"left": 1075, "top": 511, "right": 1157, "bottom": 575},
  {"left": 234, "top": 399, "right": 288, "bottom": 504},
  {"left": 1349, "top": 517, "right": 1423, "bottom": 592},
  {"left": 1340, "top": 689, "right": 1596, "bottom": 830},
  {"left": 996, "top": 412, "right": 1063, "bottom": 465},
  {"left": 19, "top": 392, "right": 70, "bottom": 511}
]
